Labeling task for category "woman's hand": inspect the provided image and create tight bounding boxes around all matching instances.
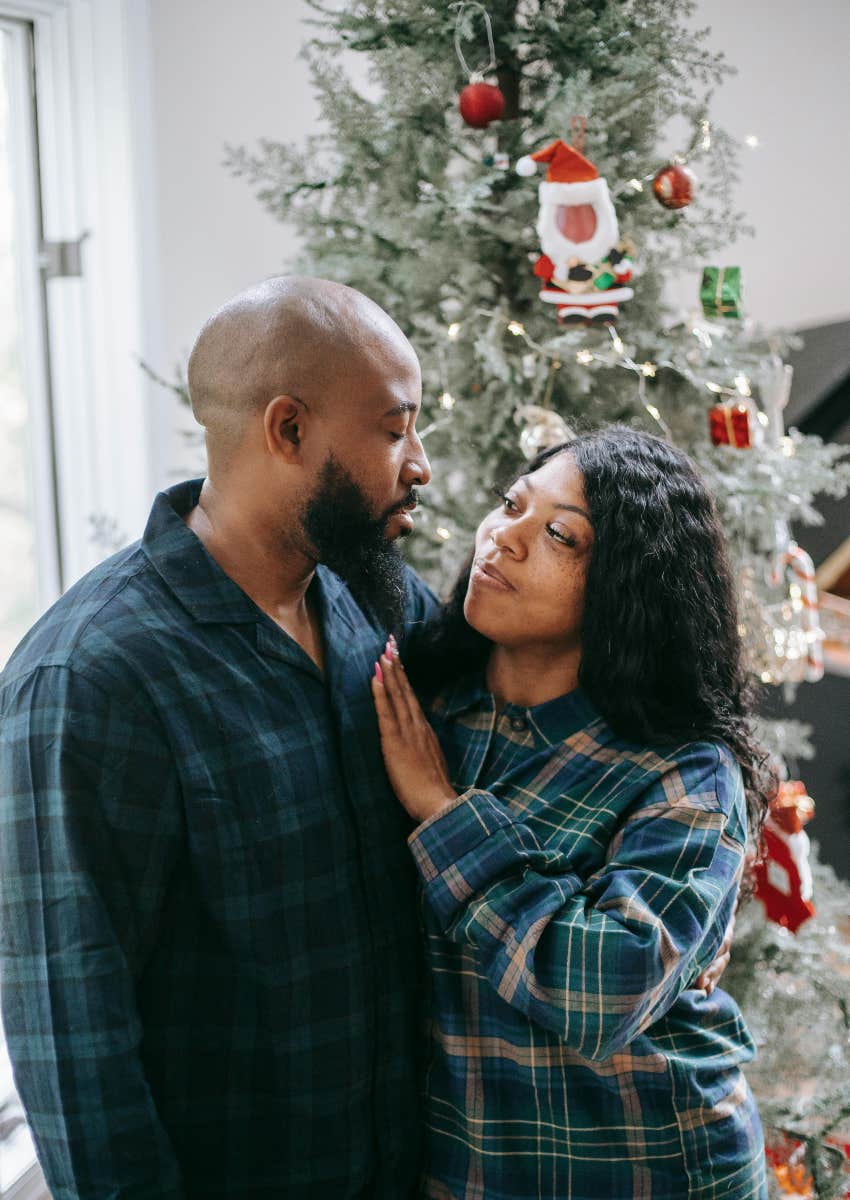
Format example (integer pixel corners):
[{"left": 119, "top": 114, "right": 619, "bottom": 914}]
[
  {"left": 695, "top": 909, "right": 736, "bottom": 996},
  {"left": 371, "top": 637, "right": 458, "bottom": 825}
]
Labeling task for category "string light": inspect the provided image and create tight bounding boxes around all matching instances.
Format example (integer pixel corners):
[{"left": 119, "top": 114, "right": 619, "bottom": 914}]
[
  {"left": 507, "top": 320, "right": 525, "bottom": 336},
  {"left": 439, "top": 391, "right": 456, "bottom": 410},
  {"left": 628, "top": 178, "right": 644, "bottom": 192},
  {"left": 700, "top": 119, "right": 712, "bottom": 150},
  {"left": 757, "top": 411, "right": 770, "bottom": 427},
  {"left": 781, "top": 436, "right": 795, "bottom": 457},
  {"left": 645, "top": 403, "right": 661, "bottom": 421},
  {"left": 609, "top": 330, "right": 625, "bottom": 355},
  {"left": 576, "top": 349, "right": 594, "bottom": 365},
  {"left": 734, "top": 373, "right": 752, "bottom": 397},
  {"left": 706, "top": 381, "right": 724, "bottom": 394},
  {"left": 447, "top": 322, "right": 461, "bottom": 340},
  {"left": 541, "top": 358, "right": 562, "bottom": 408},
  {"left": 435, "top": 527, "right": 452, "bottom": 541},
  {"left": 745, "top": 134, "right": 760, "bottom": 148},
  {"left": 641, "top": 362, "right": 657, "bottom": 378}
]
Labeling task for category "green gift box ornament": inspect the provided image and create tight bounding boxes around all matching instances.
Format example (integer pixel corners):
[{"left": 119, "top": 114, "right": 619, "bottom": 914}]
[{"left": 700, "top": 266, "right": 743, "bottom": 318}]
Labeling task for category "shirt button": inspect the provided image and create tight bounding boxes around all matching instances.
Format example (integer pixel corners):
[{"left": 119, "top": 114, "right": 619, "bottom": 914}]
[{"left": 509, "top": 715, "right": 528, "bottom": 732}]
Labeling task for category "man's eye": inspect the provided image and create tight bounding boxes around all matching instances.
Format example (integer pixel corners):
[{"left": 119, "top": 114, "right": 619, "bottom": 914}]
[{"left": 389, "top": 431, "right": 406, "bottom": 442}]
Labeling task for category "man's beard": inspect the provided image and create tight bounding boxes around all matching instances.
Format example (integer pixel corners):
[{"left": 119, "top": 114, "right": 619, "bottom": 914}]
[{"left": 301, "top": 456, "right": 416, "bottom": 634}]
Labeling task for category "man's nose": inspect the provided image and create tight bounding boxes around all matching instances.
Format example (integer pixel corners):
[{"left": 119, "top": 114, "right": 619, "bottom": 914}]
[{"left": 403, "top": 437, "right": 432, "bottom": 486}]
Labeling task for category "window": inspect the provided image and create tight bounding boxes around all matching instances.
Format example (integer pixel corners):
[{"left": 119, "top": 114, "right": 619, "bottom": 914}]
[
  {"left": 0, "top": 17, "right": 61, "bottom": 668},
  {"left": 1, "top": 2, "right": 161, "bottom": 1194}
]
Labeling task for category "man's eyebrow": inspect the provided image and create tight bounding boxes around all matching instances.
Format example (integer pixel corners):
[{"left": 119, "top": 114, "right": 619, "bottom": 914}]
[
  {"left": 516, "top": 475, "right": 592, "bottom": 523},
  {"left": 383, "top": 401, "right": 419, "bottom": 417}
]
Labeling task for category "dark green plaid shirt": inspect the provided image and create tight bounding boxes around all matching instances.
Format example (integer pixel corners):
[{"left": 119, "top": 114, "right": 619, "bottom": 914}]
[
  {"left": 0, "top": 480, "right": 436, "bottom": 1199},
  {"left": 411, "top": 674, "right": 766, "bottom": 1200}
]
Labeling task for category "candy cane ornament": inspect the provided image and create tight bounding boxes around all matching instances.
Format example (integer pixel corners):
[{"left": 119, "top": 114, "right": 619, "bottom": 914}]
[{"left": 768, "top": 541, "right": 824, "bottom": 682}]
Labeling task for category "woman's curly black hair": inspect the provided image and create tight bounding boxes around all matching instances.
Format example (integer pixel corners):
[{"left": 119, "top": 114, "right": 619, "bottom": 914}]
[{"left": 409, "top": 425, "right": 775, "bottom": 840}]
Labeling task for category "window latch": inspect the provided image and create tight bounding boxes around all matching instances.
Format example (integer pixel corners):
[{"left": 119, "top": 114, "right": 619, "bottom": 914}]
[{"left": 38, "top": 231, "right": 90, "bottom": 278}]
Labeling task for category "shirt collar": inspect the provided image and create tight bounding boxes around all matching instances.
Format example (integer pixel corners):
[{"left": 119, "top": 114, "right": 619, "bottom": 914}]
[
  {"left": 141, "top": 479, "right": 348, "bottom": 627},
  {"left": 440, "top": 667, "right": 601, "bottom": 747}
]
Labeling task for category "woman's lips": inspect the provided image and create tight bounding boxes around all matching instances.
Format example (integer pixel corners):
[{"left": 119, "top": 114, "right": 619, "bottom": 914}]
[{"left": 472, "top": 559, "right": 515, "bottom": 592}]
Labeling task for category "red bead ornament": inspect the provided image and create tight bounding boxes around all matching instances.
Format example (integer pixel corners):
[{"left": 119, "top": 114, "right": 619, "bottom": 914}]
[
  {"left": 459, "top": 80, "right": 505, "bottom": 128},
  {"left": 652, "top": 162, "right": 697, "bottom": 210}
]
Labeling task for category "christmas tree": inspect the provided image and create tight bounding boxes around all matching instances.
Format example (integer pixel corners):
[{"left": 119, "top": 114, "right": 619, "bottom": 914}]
[{"left": 221, "top": 2, "right": 850, "bottom": 1193}]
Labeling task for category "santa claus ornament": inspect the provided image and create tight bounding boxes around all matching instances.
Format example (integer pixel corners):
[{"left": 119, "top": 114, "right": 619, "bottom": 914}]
[
  {"left": 516, "top": 126, "right": 635, "bottom": 324},
  {"left": 753, "top": 780, "right": 817, "bottom": 933}
]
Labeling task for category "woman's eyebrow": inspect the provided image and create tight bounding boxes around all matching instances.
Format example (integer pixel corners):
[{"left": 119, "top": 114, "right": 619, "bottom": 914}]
[{"left": 517, "top": 476, "right": 592, "bottom": 523}]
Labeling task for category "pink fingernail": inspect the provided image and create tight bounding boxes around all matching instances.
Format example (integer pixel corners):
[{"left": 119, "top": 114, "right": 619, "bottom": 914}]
[
  {"left": 374, "top": 661, "right": 383, "bottom": 684},
  {"left": 385, "top": 640, "right": 396, "bottom": 660}
]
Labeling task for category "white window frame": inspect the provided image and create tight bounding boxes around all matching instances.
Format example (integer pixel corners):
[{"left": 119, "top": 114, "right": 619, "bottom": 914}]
[
  {"left": 2, "top": 0, "right": 163, "bottom": 592},
  {"left": 2, "top": 3, "right": 159, "bottom": 1187},
  {"left": 1, "top": 14, "right": 61, "bottom": 611}
]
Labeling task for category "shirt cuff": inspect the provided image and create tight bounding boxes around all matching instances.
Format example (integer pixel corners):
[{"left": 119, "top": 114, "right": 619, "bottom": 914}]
[
  {"left": 408, "top": 789, "right": 514, "bottom": 875},
  {"left": 408, "top": 789, "right": 582, "bottom": 933}
]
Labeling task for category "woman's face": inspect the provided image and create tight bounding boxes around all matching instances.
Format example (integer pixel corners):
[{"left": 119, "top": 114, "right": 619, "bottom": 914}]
[{"left": 464, "top": 451, "right": 594, "bottom": 651}]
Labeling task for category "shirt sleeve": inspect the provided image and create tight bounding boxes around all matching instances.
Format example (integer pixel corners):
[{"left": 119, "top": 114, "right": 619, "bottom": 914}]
[
  {"left": 0, "top": 665, "right": 186, "bottom": 1198},
  {"left": 408, "top": 742, "right": 745, "bottom": 1061}
]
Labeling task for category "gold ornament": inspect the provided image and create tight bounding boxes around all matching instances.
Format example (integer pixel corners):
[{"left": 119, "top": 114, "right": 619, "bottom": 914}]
[{"left": 514, "top": 405, "right": 575, "bottom": 461}]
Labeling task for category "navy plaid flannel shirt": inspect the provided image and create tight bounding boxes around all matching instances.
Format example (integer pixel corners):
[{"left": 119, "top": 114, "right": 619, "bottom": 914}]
[{"left": 0, "top": 479, "right": 437, "bottom": 1199}]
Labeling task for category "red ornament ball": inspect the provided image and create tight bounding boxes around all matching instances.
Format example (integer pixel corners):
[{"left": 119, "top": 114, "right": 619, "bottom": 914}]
[
  {"left": 652, "top": 162, "right": 697, "bottom": 210},
  {"left": 459, "top": 80, "right": 505, "bottom": 128}
]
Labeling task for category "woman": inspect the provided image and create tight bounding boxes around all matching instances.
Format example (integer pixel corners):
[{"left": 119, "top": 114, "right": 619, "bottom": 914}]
[{"left": 372, "top": 427, "right": 771, "bottom": 1200}]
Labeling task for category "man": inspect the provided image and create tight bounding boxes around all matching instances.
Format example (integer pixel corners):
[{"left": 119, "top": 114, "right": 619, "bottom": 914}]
[{"left": 0, "top": 277, "right": 435, "bottom": 1198}]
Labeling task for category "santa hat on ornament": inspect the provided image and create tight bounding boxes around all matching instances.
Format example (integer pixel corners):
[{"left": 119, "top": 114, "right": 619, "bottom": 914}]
[
  {"left": 516, "top": 140, "right": 599, "bottom": 183},
  {"left": 516, "top": 140, "right": 609, "bottom": 207}
]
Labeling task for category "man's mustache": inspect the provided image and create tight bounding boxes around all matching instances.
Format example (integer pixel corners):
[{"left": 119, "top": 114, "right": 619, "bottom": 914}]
[{"left": 380, "top": 488, "right": 419, "bottom": 525}]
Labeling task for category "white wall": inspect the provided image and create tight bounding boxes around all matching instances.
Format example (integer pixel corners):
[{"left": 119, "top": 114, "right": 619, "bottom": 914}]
[
  {"left": 665, "top": 0, "right": 850, "bottom": 330},
  {"left": 146, "top": 0, "right": 850, "bottom": 483},
  {"left": 147, "top": 0, "right": 322, "bottom": 477}
]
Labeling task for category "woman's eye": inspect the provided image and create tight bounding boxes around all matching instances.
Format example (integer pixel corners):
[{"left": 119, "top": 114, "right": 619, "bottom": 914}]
[
  {"left": 498, "top": 491, "right": 519, "bottom": 512},
  {"left": 389, "top": 431, "right": 406, "bottom": 442},
  {"left": 547, "top": 525, "right": 577, "bottom": 547},
  {"left": 490, "top": 486, "right": 518, "bottom": 512}
]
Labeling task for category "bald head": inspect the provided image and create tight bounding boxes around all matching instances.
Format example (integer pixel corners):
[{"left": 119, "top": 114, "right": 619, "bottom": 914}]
[{"left": 187, "top": 276, "right": 418, "bottom": 459}]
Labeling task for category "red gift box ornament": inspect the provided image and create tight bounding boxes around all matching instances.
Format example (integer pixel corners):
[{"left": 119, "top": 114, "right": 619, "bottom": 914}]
[
  {"left": 753, "top": 780, "right": 817, "bottom": 933},
  {"left": 709, "top": 402, "right": 752, "bottom": 448}
]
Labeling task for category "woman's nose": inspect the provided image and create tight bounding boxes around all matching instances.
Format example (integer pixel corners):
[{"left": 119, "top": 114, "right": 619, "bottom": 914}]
[{"left": 490, "top": 521, "right": 527, "bottom": 559}]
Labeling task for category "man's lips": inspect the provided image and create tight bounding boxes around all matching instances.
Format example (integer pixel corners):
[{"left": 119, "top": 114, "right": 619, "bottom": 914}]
[
  {"left": 472, "top": 558, "right": 516, "bottom": 592},
  {"left": 389, "top": 501, "right": 417, "bottom": 530}
]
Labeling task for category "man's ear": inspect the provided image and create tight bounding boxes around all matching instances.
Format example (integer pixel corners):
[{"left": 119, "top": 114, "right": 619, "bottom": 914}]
[{"left": 264, "top": 394, "right": 307, "bottom": 463}]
